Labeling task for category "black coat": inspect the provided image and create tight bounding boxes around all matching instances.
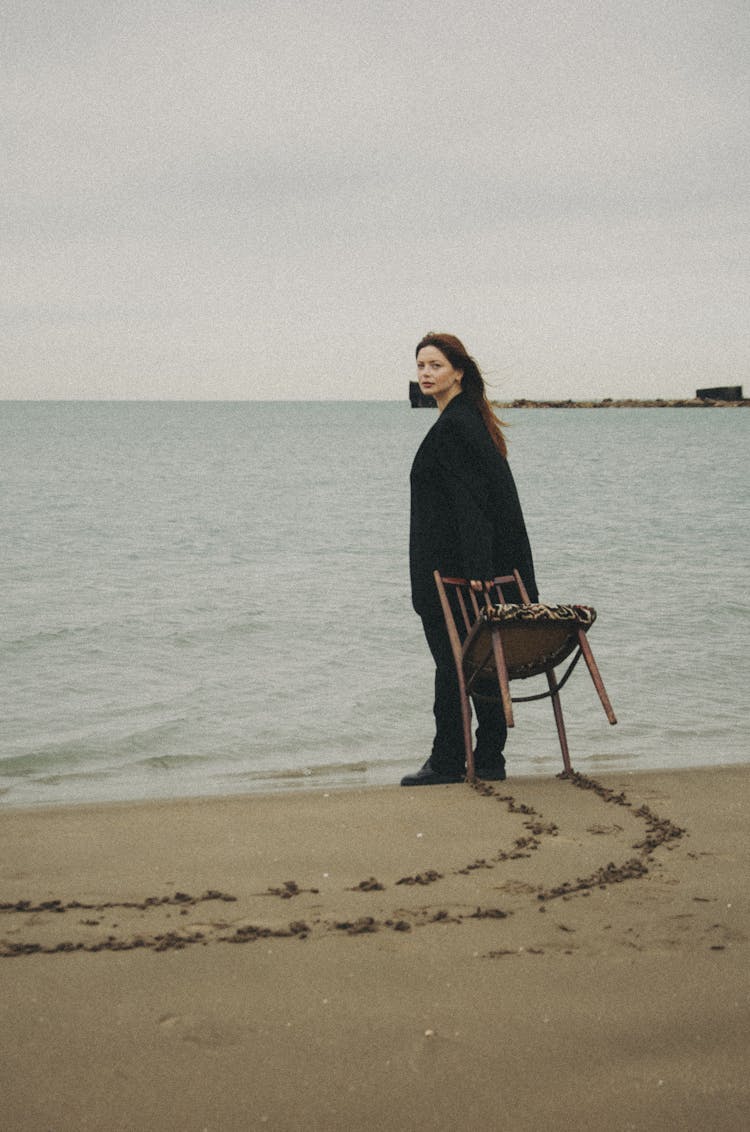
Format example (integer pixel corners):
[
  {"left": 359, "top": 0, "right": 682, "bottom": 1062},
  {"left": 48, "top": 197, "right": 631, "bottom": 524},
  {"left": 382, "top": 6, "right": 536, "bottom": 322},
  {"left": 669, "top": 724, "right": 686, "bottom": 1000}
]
[{"left": 409, "top": 393, "right": 538, "bottom": 619}]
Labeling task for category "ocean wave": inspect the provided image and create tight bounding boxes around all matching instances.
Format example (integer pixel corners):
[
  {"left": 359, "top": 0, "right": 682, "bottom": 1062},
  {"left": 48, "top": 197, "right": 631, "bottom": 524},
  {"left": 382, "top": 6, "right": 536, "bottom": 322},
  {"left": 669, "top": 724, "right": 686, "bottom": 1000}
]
[
  {"left": 253, "top": 760, "right": 370, "bottom": 780},
  {"left": 132, "top": 752, "right": 223, "bottom": 771},
  {"left": 4, "top": 624, "right": 97, "bottom": 653},
  {"left": 0, "top": 747, "right": 90, "bottom": 778}
]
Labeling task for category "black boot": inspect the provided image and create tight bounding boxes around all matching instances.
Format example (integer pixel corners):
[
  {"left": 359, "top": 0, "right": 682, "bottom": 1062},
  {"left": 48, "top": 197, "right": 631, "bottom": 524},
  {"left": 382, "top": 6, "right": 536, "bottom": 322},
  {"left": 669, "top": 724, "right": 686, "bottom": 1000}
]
[
  {"left": 473, "top": 755, "right": 506, "bottom": 781},
  {"left": 400, "top": 758, "right": 464, "bottom": 786}
]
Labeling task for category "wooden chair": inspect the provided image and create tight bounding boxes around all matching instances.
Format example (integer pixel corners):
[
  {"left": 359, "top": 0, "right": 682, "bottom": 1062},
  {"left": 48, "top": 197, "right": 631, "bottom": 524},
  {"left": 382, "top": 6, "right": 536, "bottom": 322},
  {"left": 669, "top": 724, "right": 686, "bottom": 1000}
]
[{"left": 433, "top": 570, "right": 617, "bottom": 780}]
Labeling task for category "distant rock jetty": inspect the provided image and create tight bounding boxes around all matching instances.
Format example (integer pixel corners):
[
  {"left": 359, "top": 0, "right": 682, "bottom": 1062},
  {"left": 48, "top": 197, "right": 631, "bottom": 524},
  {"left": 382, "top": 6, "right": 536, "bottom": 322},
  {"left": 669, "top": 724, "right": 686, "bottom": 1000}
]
[
  {"left": 408, "top": 381, "right": 747, "bottom": 409},
  {"left": 495, "top": 394, "right": 748, "bottom": 409}
]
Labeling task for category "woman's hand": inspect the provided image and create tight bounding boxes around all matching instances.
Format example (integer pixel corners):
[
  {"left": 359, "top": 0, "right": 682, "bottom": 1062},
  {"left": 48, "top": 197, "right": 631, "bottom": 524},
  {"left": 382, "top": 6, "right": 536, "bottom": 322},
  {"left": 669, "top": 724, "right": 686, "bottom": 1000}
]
[{"left": 469, "top": 579, "right": 484, "bottom": 593}]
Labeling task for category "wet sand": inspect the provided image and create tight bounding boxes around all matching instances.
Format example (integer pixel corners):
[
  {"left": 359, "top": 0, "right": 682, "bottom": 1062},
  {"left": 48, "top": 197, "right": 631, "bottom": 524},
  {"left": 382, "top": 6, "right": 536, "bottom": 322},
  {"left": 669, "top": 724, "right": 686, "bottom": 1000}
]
[{"left": 1, "top": 765, "right": 748, "bottom": 1130}]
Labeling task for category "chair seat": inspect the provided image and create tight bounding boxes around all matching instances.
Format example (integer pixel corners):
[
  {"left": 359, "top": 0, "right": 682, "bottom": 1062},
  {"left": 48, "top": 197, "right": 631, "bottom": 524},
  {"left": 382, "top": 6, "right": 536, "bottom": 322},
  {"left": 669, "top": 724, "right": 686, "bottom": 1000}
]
[{"left": 468, "top": 604, "right": 597, "bottom": 681}]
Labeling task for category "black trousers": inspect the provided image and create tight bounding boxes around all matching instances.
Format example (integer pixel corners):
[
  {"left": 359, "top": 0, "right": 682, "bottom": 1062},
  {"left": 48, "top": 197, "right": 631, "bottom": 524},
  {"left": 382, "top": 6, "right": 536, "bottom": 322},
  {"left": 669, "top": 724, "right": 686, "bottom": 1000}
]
[{"left": 421, "top": 616, "right": 507, "bottom": 775}]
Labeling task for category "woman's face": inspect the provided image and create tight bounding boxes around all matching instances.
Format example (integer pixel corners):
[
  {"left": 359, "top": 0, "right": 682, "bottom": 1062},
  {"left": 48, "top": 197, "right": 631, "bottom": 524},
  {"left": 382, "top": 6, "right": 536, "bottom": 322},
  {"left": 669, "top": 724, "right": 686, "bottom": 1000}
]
[{"left": 416, "top": 345, "right": 463, "bottom": 407}]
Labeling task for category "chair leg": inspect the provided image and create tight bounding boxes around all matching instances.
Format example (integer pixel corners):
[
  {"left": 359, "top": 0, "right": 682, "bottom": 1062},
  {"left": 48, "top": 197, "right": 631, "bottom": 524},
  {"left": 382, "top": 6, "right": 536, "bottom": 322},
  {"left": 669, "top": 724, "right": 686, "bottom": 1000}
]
[
  {"left": 546, "top": 668, "right": 572, "bottom": 776},
  {"left": 457, "top": 671, "right": 475, "bottom": 782},
  {"left": 433, "top": 571, "right": 477, "bottom": 782},
  {"left": 577, "top": 630, "right": 617, "bottom": 724},
  {"left": 489, "top": 626, "right": 515, "bottom": 727}
]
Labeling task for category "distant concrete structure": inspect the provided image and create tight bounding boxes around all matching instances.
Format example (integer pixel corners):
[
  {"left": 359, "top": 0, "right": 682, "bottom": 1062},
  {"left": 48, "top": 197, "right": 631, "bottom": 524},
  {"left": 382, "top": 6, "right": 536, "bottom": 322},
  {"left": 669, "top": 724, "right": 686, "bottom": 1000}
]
[
  {"left": 696, "top": 385, "right": 743, "bottom": 401},
  {"left": 409, "top": 380, "right": 436, "bottom": 408}
]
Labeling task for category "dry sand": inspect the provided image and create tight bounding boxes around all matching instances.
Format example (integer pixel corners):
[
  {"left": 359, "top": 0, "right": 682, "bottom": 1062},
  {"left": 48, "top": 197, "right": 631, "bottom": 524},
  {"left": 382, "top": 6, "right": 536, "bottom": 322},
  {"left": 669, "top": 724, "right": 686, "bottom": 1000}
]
[{"left": 1, "top": 765, "right": 748, "bottom": 1131}]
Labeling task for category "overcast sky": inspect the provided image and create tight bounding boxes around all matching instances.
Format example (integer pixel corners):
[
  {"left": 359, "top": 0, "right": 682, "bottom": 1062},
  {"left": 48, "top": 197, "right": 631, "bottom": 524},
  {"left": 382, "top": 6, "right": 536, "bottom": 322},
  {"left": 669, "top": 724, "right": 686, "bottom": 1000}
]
[{"left": 3, "top": 0, "right": 748, "bottom": 400}]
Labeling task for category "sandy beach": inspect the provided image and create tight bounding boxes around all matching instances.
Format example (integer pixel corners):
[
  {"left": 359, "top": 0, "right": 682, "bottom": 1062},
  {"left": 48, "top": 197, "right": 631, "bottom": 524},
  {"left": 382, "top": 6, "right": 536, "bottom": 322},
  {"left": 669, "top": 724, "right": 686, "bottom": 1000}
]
[{"left": 1, "top": 765, "right": 748, "bottom": 1131}]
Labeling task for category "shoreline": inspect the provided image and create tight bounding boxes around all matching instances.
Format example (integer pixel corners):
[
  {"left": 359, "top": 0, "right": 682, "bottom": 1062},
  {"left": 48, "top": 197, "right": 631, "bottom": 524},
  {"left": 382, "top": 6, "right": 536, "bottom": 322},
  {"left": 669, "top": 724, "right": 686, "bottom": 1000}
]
[
  {"left": 3, "top": 751, "right": 749, "bottom": 815},
  {"left": 2, "top": 764, "right": 748, "bottom": 1129}
]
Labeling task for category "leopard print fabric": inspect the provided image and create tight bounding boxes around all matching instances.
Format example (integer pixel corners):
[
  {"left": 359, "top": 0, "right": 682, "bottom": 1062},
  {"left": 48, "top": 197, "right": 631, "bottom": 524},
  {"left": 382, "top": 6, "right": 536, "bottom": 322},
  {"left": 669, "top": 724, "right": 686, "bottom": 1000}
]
[{"left": 482, "top": 603, "right": 597, "bottom": 626}]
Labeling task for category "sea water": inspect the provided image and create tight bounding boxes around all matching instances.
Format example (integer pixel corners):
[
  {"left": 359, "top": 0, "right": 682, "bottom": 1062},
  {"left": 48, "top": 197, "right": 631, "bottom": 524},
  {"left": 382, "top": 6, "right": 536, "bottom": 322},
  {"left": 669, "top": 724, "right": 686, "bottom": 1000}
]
[{"left": 2, "top": 401, "right": 748, "bottom": 808}]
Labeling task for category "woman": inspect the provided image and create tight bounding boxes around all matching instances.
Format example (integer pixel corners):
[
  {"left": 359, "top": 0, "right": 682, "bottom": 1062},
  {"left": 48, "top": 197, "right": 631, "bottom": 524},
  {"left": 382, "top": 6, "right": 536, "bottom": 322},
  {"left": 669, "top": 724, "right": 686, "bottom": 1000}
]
[{"left": 402, "top": 332, "right": 538, "bottom": 786}]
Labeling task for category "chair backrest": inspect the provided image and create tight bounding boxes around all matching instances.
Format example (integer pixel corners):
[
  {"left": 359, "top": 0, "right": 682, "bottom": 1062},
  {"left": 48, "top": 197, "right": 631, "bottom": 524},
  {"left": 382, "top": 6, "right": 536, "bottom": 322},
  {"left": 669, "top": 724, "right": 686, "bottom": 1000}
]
[{"left": 434, "top": 570, "right": 531, "bottom": 634}]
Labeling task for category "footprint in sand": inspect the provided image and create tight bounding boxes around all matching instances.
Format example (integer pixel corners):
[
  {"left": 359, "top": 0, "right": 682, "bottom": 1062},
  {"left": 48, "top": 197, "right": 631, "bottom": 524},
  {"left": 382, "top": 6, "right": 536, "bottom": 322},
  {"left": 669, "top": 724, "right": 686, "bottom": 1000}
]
[{"left": 158, "top": 1013, "right": 243, "bottom": 1048}]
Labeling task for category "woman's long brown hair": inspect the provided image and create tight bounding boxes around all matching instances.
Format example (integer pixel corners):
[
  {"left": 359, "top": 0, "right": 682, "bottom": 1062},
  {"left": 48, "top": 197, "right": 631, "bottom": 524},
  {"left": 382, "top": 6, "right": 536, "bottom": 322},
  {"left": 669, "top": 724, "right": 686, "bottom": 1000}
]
[{"left": 415, "top": 332, "right": 508, "bottom": 458}]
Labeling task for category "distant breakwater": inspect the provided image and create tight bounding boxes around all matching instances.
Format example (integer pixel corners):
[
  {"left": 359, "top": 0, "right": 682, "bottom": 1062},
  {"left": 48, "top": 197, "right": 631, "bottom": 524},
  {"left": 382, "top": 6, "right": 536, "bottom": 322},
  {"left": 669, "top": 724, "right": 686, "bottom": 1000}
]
[{"left": 494, "top": 397, "right": 749, "bottom": 409}]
